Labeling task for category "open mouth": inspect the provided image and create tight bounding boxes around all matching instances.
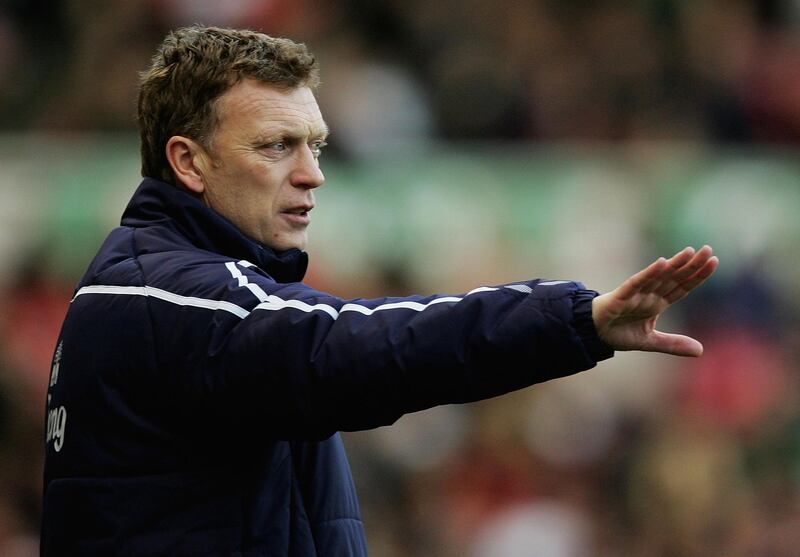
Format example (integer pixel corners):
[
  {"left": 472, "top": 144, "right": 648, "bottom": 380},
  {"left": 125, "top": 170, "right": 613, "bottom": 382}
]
[{"left": 282, "top": 206, "right": 312, "bottom": 224}]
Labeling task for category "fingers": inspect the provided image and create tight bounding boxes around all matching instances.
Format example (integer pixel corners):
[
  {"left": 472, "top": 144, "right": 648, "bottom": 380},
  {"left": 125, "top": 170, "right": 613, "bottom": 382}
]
[
  {"left": 615, "top": 256, "right": 667, "bottom": 301},
  {"left": 665, "top": 254, "right": 719, "bottom": 304},
  {"left": 654, "top": 245, "right": 714, "bottom": 297},
  {"left": 665, "top": 246, "right": 697, "bottom": 274},
  {"left": 616, "top": 245, "right": 715, "bottom": 302}
]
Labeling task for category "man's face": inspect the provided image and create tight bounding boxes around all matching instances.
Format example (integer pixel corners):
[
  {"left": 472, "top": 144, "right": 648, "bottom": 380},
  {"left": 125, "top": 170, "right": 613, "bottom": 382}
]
[{"left": 198, "top": 79, "right": 328, "bottom": 251}]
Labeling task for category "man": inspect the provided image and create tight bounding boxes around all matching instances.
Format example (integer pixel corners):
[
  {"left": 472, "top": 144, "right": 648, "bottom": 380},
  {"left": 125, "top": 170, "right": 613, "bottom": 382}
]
[{"left": 40, "top": 26, "right": 717, "bottom": 556}]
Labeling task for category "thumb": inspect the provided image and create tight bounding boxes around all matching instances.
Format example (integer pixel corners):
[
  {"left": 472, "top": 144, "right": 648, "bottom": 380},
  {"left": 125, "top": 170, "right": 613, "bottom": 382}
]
[{"left": 643, "top": 331, "right": 703, "bottom": 357}]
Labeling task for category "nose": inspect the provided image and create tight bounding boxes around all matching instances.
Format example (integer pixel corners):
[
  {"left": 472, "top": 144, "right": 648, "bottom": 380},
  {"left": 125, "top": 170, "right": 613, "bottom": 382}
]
[{"left": 289, "top": 145, "right": 325, "bottom": 190}]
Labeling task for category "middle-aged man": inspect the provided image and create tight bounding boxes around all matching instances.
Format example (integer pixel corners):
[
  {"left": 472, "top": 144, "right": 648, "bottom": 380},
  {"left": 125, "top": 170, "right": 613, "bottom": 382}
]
[{"left": 41, "top": 26, "right": 718, "bottom": 556}]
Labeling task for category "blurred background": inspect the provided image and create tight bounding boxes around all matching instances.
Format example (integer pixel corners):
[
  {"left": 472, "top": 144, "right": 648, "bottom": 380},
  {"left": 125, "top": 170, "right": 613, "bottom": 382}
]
[{"left": 2, "top": 0, "right": 800, "bottom": 555}]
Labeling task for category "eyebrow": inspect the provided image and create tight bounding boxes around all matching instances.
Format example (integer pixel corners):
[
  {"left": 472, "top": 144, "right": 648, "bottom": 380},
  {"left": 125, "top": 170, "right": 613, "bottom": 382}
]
[{"left": 254, "top": 123, "right": 330, "bottom": 144}]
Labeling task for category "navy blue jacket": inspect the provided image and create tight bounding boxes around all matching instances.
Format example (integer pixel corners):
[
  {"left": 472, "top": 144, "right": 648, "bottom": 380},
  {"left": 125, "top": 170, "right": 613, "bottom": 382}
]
[{"left": 41, "top": 178, "right": 613, "bottom": 556}]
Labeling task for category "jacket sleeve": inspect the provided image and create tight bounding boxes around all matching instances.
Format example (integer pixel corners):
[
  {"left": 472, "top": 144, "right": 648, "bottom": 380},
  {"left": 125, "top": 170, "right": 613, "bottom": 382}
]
[{"left": 189, "top": 269, "right": 613, "bottom": 440}]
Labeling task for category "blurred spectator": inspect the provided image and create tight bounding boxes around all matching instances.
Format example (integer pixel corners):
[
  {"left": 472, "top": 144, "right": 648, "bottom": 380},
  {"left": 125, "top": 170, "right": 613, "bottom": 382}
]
[
  {"left": 0, "top": 371, "right": 42, "bottom": 557},
  {"left": 471, "top": 501, "right": 593, "bottom": 557},
  {"left": 315, "top": 35, "right": 435, "bottom": 158},
  {"left": 627, "top": 413, "right": 754, "bottom": 556},
  {"left": 741, "top": 31, "right": 800, "bottom": 143},
  {"left": 34, "top": 2, "right": 161, "bottom": 130},
  {"left": 0, "top": 256, "right": 71, "bottom": 417}
]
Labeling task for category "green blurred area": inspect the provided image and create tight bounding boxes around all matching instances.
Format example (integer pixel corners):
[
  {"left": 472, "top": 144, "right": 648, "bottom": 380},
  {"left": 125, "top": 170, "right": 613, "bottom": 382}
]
[{"left": 2, "top": 136, "right": 799, "bottom": 296}]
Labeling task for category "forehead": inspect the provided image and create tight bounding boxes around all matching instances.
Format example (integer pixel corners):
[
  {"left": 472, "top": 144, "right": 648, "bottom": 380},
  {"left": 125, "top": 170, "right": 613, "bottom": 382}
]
[{"left": 215, "top": 79, "right": 326, "bottom": 137}]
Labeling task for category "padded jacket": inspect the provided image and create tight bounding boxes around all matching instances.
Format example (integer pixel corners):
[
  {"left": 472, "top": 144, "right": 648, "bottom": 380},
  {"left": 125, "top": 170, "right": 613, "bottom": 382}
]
[{"left": 41, "top": 177, "right": 613, "bottom": 556}]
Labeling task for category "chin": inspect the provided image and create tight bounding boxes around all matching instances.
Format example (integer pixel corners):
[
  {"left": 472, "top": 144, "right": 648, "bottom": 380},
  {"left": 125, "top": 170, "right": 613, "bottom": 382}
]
[{"left": 269, "top": 237, "right": 307, "bottom": 252}]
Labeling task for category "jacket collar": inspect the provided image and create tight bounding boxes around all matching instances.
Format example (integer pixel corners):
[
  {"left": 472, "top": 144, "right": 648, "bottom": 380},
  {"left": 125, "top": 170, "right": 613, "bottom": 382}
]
[{"left": 121, "top": 177, "right": 308, "bottom": 283}]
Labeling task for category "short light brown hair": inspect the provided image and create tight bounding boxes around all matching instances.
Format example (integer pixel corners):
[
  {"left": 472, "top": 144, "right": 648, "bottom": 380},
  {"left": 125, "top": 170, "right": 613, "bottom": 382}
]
[{"left": 138, "top": 25, "right": 320, "bottom": 183}]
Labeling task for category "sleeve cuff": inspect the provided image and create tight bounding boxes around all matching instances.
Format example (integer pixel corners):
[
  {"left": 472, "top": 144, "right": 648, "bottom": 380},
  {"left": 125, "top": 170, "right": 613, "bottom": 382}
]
[{"left": 573, "top": 289, "right": 615, "bottom": 363}]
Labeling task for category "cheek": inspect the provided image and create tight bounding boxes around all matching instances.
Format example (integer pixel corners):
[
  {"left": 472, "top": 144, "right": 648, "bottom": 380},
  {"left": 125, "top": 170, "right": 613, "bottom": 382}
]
[
  {"left": 242, "top": 167, "right": 285, "bottom": 214},
  {"left": 251, "top": 162, "right": 288, "bottom": 195}
]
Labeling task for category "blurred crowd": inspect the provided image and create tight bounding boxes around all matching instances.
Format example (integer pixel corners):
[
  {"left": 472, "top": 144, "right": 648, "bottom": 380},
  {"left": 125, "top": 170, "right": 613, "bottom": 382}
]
[
  {"left": 2, "top": 1, "right": 800, "bottom": 555},
  {"left": 4, "top": 0, "right": 800, "bottom": 148}
]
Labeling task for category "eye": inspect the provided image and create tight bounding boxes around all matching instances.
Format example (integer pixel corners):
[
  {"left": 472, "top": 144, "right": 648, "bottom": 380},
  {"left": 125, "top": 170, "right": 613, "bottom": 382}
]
[{"left": 310, "top": 140, "right": 328, "bottom": 158}]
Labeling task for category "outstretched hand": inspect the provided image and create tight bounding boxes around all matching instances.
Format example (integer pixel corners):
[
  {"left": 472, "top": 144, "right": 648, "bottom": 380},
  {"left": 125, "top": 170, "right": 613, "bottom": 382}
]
[{"left": 591, "top": 246, "right": 718, "bottom": 357}]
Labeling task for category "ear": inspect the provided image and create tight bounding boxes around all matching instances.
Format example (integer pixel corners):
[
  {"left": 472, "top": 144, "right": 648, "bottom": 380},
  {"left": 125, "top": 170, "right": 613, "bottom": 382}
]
[{"left": 165, "top": 135, "right": 209, "bottom": 194}]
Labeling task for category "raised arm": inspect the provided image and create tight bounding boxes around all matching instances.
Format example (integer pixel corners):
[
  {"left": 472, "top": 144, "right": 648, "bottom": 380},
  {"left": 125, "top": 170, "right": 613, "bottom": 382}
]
[{"left": 592, "top": 245, "right": 719, "bottom": 357}]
